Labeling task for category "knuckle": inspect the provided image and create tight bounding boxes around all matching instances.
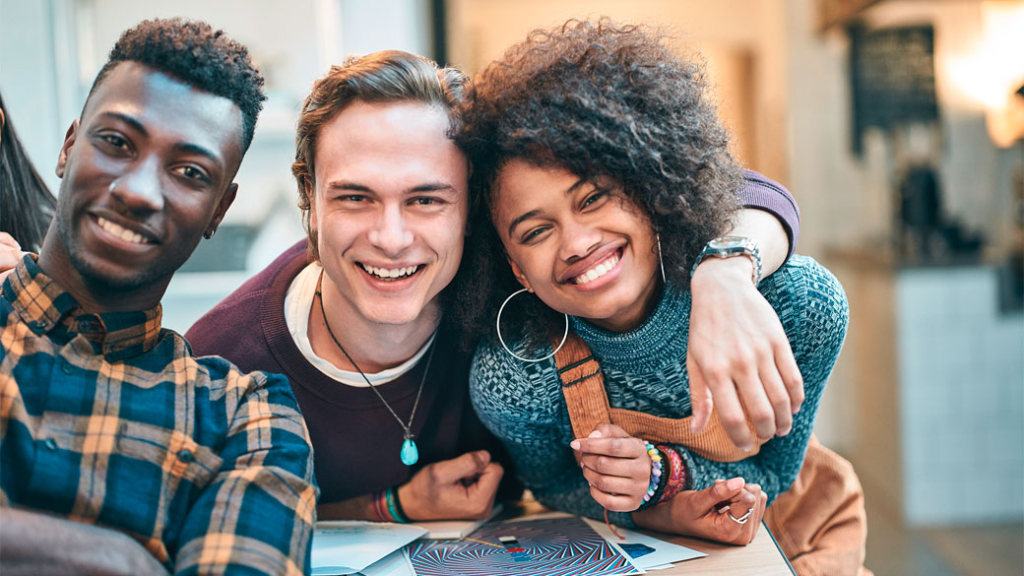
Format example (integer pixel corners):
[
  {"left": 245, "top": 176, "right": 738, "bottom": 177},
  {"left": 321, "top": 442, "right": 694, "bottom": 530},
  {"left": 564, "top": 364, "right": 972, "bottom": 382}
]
[
  {"left": 703, "top": 363, "right": 728, "bottom": 381},
  {"left": 731, "top": 349, "right": 755, "bottom": 367},
  {"left": 753, "top": 413, "right": 774, "bottom": 430},
  {"left": 750, "top": 341, "right": 771, "bottom": 359},
  {"left": 721, "top": 414, "right": 746, "bottom": 429}
]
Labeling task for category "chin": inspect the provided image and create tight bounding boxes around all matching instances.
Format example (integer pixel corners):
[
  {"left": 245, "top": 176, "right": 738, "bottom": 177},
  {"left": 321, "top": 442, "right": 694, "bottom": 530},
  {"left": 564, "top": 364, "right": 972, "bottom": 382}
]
[
  {"left": 357, "top": 302, "right": 429, "bottom": 326},
  {"left": 58, "top": 218, "right": 170, "bottom": 293},
  {"left": 67, "top": 245, "right": 170, "bottom": 294}
]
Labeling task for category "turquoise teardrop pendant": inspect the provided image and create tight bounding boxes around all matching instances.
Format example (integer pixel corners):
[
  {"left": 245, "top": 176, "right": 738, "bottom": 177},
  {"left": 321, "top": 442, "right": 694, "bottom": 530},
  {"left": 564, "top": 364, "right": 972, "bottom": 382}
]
[{"left": 400, "top": 437, "right": 419, "bottom": 466}]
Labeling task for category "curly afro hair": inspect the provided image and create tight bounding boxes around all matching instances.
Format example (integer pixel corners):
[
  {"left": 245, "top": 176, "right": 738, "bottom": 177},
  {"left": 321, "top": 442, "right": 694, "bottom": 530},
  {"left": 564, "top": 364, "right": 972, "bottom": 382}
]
[
  {"left": 87, "top": 18, "right": 265, "bottom": 152},
  {"left": 451, "top": 18, "right": 743, "bottom": 350}
]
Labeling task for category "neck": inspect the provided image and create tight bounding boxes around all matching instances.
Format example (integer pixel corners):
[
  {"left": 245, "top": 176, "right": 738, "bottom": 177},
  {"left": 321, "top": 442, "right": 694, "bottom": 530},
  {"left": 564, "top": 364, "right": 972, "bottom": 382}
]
[
  {"left": 588, "top": 277, "right": 664, "bottom": 334},
  {"left": 309, "top": 273, "right": 440, "bottom": 373},
  {"left": 36, "top": 234, "right": 165, "bottom": 313}
]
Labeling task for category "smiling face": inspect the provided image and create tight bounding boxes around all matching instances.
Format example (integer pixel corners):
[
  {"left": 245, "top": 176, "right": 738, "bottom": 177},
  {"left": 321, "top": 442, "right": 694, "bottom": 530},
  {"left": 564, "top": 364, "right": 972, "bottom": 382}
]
[
  {"left": 307, "top": 100, "right": 468, "bottom": 328},
  {"left": 42, "top": 62, "right": 242, "bottom": 310},
  {"left": 492, "top": 159, "right": 662, "bottom": 333}
]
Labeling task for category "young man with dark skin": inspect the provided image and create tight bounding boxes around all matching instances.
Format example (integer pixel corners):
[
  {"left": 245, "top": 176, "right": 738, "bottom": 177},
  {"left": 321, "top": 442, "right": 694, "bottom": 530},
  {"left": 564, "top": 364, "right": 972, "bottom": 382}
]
[{"left": 0, "top": 19, "right": 316, "bottom": 576}]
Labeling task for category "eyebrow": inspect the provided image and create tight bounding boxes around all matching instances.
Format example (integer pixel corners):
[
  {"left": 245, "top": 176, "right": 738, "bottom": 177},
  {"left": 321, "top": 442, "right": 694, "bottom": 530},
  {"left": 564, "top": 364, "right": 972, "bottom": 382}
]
[
  {"left": 325, "top": 181, "right": 459, "bottom": 194},
  {"left": 99, "top": 111, "right": 147, "bottom": 137},
  {"left": 173, "top": 142, "right": 222, "bottom": 167},
  {"left": 505, "top": 177, "right": 589, "bottom": 238},
  {"left": 98, "top": 111, "right": 222, "bottom": 166}
]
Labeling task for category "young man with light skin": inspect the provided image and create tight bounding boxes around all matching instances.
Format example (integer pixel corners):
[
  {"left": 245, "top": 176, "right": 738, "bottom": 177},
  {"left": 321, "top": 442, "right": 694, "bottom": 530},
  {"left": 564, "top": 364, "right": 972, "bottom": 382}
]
[
  {"left": 185, "top": 50, "right": 805, "bottom": 523},
  {"left": 0, "top": 19, "right": 316, "bottom": 576}
]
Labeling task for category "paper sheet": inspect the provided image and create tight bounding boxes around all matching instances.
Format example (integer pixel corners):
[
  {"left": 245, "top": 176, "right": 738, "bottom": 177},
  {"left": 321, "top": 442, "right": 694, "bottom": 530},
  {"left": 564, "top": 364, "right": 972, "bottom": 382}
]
[
  {"left": 311, "top": 521, "right": 427, "bottom": 575},
  {"left": 361, "top": 549, "right": 415, "bottom": 576},
  {"left": 413, "top": 504, "right": 504, "bottom": 539},
  {"left": 583, "top": 519, "right": 706, "bottom": 569}
]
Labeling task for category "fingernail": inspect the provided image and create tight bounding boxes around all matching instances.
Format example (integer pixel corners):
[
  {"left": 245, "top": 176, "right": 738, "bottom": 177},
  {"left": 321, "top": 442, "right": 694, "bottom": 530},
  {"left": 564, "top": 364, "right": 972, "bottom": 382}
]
[
  {"left": 740, "top": 443, "right": 753, "bottom": 452},
  {"left": 727, "top": 478, "right": 743, "bottom": 490},
  {"left": 588, "top": 430, "right": 602, "bottom": 438},
  {"left": 778, "top": 427, "right": 791, "bottom": 436},
  {"left": 570, "top": 440, "right": 581, "bottom": 450}
]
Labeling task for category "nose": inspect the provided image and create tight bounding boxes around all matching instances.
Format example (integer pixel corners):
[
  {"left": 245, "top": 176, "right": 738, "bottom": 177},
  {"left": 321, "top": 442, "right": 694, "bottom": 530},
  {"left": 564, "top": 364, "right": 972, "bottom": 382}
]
[
  {"left": 558, "top": 217, "right": 602, "bottom": 263},
  {"left": 109, "top": 156, "right": 164, "bottom": 214},
  {"left": 367, "top": 202, "right": 414, "bottom": 256}
]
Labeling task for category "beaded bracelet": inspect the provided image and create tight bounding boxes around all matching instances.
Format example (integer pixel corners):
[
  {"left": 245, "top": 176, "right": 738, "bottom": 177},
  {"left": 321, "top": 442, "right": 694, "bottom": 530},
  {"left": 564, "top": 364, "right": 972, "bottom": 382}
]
[
  {"left": 637, "top": 442, "right": 665, "bottom": 510},
  {"left": 656, "top": 445, "right": 687, "bottom": 503}
]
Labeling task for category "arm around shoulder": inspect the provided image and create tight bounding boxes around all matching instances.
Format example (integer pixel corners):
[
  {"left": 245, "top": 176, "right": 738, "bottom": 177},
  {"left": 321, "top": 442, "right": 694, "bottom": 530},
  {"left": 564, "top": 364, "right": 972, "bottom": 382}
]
[{"left": 765, "top": 255, "right": 850, "bottom": 384}]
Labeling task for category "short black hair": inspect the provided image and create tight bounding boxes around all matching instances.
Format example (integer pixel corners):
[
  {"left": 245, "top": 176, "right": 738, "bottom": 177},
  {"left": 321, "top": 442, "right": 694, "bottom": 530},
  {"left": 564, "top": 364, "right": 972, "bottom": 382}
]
[{"left": 87, "top": 18, "right": 265, "bottom": 152}]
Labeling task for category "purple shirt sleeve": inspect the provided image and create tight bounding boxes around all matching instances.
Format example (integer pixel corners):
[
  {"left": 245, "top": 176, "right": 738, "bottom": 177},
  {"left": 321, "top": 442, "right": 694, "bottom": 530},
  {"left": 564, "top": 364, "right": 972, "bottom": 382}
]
[{"left": 737, "top": 169, "right": 800, "bottom": 259}]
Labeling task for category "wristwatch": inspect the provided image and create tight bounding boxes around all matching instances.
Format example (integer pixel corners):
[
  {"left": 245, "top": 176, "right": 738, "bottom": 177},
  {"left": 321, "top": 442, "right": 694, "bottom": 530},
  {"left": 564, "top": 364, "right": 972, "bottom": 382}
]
[{"left": 692, "top": 235, "right": 762, "bottom": 285}]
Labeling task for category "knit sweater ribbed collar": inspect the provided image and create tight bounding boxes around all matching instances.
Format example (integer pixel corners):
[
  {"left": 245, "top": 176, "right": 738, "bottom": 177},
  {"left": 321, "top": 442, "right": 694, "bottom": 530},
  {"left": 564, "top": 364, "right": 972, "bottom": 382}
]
[{"left": 569, "top": 286, "right": 690, "bottom": 371}]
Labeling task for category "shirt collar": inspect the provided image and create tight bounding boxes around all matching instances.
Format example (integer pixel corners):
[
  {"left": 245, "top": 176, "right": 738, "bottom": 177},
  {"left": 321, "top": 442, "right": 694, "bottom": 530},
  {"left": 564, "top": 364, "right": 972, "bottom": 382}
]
[{"left": 3, "top": 254, "right": 165, "bottom": 361}]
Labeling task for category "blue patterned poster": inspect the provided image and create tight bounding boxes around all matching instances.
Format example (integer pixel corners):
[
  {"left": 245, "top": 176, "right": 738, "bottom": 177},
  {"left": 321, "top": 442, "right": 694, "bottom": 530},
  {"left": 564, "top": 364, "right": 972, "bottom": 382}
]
[{"left": 406, "top": 515, "right": 641, "bottom": 576}]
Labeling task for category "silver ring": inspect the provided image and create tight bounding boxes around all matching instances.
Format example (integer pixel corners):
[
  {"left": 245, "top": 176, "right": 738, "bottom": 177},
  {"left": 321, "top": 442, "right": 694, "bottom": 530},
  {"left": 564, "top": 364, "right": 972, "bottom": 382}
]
[{"left": 728, "top": 508, "right": 753, "bottom": 525}]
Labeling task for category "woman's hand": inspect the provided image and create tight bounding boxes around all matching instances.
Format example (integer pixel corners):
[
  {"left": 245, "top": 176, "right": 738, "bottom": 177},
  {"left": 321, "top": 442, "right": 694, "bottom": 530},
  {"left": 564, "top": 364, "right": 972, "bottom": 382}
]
[
  {"left": 632, "top": 476, "right": 768, "bottom": 545},
  {"left": 570, "top": 422, "right": 652, "bottom": 512},
  {"left": 0, "top": 233, "right": 27, "bottom": 283},
  {"left": 687, "top": 256, "right": 804, "bottom": 450}
]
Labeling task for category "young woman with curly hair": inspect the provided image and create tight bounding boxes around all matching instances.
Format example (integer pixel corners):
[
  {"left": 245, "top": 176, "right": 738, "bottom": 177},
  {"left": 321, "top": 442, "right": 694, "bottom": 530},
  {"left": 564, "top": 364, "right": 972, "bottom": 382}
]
[{"left": 457, "top": 19, "right": 863, "bottom": 572}]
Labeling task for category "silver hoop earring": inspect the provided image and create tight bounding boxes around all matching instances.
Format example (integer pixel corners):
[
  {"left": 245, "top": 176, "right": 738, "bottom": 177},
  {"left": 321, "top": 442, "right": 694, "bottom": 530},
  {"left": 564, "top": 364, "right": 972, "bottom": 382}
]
[
  {"left": 496, "top": 288, "right": 569, "bottom": 363},
  {"left": 657, "top": 235, "right": 666, "bottom": 283}
]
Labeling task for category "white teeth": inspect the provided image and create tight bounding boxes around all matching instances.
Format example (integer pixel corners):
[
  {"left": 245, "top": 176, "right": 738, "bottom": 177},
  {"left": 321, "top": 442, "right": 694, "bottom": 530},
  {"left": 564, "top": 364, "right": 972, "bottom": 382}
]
[
  {"left": 573, "top": 254, "right": 620, "bottom": 285},
  {"left": 361, "top": 264, "right": 420, "bottom": 280},
  {"left": 97, "top": 217, "right": 147, "bottom": 244}
]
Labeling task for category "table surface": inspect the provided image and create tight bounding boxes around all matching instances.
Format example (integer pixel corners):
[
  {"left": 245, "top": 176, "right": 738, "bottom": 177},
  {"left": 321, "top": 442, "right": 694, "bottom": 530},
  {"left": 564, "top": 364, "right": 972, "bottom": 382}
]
[{"left": 641, "top": 521, "right": 794, "bottom": 575}]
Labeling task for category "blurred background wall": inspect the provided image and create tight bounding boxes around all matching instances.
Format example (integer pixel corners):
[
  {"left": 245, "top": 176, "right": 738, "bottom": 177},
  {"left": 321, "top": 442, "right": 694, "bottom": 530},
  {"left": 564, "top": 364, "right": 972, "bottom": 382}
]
[{"left": 1, "top": 1, "right": 1021, "bottom": 574}]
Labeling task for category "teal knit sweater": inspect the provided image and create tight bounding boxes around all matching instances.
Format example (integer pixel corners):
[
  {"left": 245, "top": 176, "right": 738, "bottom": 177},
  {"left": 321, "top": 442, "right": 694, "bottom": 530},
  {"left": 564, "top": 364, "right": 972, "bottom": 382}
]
[{"left": 470, "top": 255, "right": 849, "bottom": 527}]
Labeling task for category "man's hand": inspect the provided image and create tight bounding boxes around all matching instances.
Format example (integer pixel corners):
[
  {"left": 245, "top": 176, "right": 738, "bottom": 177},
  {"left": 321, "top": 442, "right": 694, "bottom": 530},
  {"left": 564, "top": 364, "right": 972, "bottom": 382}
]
[
  {"left": 570, "top": 422, "right": 650, "bottom": 512},
  {"left": 633, "top": 477, "right": 768, "bottom": 545},
  {"left": 0, "top": 507, "right": 170, "bottom": 576},
  {"left": 0, "top": 232, "right": 27, "bottom": 283},
  {"left": 687, "top": 256, "right": 804, "bottom": 450},
  {"left": 397, "top": 450, "right": 504, "bottom": 521}
]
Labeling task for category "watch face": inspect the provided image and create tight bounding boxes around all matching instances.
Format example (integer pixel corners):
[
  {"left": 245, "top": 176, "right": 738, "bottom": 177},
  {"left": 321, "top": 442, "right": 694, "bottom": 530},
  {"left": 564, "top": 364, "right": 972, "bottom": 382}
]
[{"left": 708, "top": 235, "right": 745, "bottom": 250}]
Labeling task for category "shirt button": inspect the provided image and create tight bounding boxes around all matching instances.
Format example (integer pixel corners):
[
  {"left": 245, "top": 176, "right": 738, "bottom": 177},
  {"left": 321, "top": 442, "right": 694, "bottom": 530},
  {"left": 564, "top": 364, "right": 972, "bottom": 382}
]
[
  {"left": 61, "top": 361, "right": 73, "bottom": 375},
  {"left": 43, "top": 438, "right": 58, "bottom": 450},
  {"left": 177, "top": 449, "right": 194, "bottom": 463}
]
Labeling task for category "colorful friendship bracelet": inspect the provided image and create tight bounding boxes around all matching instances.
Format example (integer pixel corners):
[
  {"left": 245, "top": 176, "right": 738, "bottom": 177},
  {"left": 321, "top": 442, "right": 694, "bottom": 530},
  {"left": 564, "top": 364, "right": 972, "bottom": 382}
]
[
  {"left": 656, "top": 444, "right": 687, "bottom": 503},
  {"left": 390, "top": 486, "right": 411, "bottom": 523},
  {"left": 385, "top": 486, "right": 410, "bottom": 523},
  {"left": 637, "top": 442, "right": 665, "bottom": 511},
  {"left": 372, "top": 488, "right": 391, "bottom": 522}
]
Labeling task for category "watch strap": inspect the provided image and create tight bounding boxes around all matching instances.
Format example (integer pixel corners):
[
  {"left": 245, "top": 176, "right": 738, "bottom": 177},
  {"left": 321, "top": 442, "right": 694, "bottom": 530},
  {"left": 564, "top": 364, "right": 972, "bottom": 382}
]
[{"left": 691, "top": 236, "right": 762, "bottom": 285}]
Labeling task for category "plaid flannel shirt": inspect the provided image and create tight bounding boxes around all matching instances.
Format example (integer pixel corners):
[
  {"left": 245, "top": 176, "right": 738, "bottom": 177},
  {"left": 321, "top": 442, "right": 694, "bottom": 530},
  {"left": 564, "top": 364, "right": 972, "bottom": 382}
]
[{"left": 0, "top": 256, "right": 318, "bottom": 575}]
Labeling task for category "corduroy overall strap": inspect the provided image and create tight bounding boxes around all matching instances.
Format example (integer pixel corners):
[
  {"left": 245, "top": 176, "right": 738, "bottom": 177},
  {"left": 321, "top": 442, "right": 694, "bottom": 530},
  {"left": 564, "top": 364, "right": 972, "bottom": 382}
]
[{"left": 552, "top": 332, "right": 766, "bottom": 462}]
